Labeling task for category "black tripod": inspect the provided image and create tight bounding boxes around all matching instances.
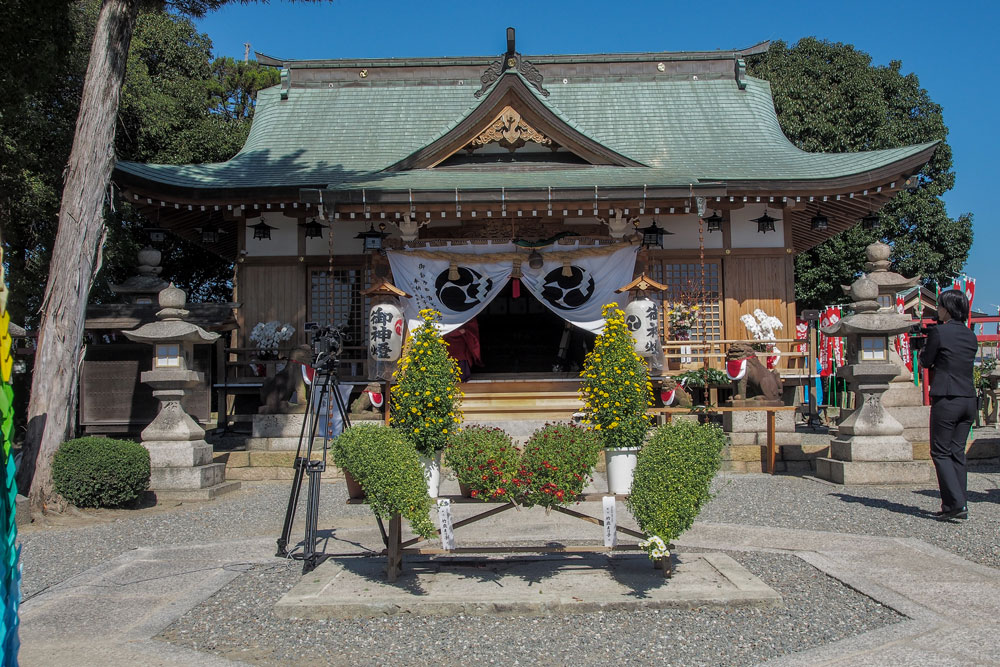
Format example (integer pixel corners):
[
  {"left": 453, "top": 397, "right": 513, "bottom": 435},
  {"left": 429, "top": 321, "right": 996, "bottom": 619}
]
[{"left": 275, "top": 367, "right": 351, "bottom": 573}]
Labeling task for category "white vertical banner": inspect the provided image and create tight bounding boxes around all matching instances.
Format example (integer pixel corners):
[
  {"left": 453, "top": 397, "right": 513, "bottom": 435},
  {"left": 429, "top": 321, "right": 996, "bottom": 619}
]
[
  {"left": 437, "top": 498, "right": 455, "bottom": 551},
  {"left": 602, "top": 496, "right": 617, "bottom": 547}
]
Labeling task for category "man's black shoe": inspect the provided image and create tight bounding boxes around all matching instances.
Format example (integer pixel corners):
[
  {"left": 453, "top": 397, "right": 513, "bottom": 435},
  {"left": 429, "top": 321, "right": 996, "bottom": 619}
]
[{"left": 934, "top": 507, "right": 968, "bottom": 521}]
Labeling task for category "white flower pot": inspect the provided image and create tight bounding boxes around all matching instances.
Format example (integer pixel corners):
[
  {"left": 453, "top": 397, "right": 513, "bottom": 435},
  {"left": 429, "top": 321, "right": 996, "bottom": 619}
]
[
  {"left": 605, "top": 446, "right": 640, "bottom": 495},
  {"left": 420, "top": 453, "right": 442, "bottom": 498}
]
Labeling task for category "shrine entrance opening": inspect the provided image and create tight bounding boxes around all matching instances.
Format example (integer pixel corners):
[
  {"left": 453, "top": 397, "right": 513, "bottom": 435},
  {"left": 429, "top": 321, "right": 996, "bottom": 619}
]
[{"left": 474, "top": 280, "right": 593, "bottom": 375}]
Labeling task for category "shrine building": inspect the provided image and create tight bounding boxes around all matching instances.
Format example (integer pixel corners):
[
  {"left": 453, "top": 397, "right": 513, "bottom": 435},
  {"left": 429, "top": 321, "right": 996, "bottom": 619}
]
[{"left": 110, "top": 32, "right": 936, "bottom": 418}]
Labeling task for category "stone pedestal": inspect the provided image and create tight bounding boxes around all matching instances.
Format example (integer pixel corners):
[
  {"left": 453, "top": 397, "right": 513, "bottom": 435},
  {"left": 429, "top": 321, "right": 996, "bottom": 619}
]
[
  {"left": 723, "top": 409, "right": 799, "bottom": 447},
  {"left": 882, "top": 382, "right": 930, "bottom": 446},
  {"left": 816, "top": 362, "right": 932, "bottom": 485},
  {"left": 247, "top": 413, "right": 337, "bottom": 451},
  {"left": 967, "top": 427, "right": 1000, "bottom": 466}
]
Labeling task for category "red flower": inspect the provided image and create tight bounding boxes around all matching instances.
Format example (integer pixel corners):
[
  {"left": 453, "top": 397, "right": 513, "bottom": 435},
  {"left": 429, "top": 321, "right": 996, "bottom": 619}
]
[{"left": 470, "top": 490, "right": 478, "bottom": 498}]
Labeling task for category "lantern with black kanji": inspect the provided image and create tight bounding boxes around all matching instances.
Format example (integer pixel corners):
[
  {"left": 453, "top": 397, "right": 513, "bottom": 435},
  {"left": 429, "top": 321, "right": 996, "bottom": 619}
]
[{"left": 616, "top": 273, "right": 669, "bottom": 358}]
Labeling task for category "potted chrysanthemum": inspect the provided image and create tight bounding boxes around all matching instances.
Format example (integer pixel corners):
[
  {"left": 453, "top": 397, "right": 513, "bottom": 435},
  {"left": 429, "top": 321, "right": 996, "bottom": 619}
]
[
  {"left": 579, "top": 304, "right": 653, "bottom": 494},
  {"left": 389, "top": 308, "right": 463, "bottom": 497}
]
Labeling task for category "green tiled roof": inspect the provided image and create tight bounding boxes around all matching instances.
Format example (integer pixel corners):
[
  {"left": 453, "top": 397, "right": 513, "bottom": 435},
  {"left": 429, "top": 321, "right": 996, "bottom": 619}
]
[{"left": 114, "top": 72, "right": 936, "bottom": 193}]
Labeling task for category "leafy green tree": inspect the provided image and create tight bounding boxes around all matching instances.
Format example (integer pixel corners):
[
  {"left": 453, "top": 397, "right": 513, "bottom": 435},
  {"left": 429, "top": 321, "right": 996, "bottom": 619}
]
[
  {"left": 20, "top": 0, "right": 326, "bottom": 511},
  {"left": 747, "top": 38, "right": 973, "bottom": 309}
]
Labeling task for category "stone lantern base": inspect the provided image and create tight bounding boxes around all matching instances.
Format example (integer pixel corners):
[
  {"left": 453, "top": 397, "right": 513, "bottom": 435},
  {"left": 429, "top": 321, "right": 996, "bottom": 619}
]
[
  {"left": 143, "top": 438, "right": 241, "bottom": 501},
  {"left": 816, "top": 450, "right": 934, "bottom": 485}
]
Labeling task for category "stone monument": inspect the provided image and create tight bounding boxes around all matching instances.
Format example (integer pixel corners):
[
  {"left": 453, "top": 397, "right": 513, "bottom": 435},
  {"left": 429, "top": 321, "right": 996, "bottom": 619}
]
[
  {"left": 816, "top": 274, "right": 933, "bottom": 484},
  {"left": 861, "top": 242, "right": 929, "bottom": 448},
  {"left": 124, "top": 284, "right": 240, "bottom": 500}
]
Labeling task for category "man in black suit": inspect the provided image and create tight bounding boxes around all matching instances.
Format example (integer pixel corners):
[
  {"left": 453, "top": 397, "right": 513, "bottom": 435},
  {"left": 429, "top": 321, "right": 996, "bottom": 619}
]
[{"left": 918, "top": 289, "right": 978, "bottom": 520}]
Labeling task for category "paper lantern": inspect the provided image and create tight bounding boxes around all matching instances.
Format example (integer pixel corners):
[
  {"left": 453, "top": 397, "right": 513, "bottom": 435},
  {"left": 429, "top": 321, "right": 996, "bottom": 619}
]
[
  {"left": 368, "top": 302, "right": 404, "bottom": 361},
  {"left": 625, "top": 298, "right": 659, "bottom": 357}
]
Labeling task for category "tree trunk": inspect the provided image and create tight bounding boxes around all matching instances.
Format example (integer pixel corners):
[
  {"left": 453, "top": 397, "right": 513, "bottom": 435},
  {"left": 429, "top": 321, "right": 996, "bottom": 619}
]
[{"left": 18, "top": 0, "right": 139, "bottom": 510}]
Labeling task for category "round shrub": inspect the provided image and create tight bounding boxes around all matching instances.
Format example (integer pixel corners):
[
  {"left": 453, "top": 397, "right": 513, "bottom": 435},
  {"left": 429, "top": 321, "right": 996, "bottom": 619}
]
[
  {"left": 626, "top": 421, "right": 724, "bottom": 545},
  {"left": 332, "top": 424, "right": 436, "bottom": 539},
  {"left": 446, "top": 426, "right": 519, "bottom": 502},
  {"left": 518, "top": 423, "right": 601, "bottom": 508},
  {"left": 52, "top": 437, "right": 150, "bottom": 508}
]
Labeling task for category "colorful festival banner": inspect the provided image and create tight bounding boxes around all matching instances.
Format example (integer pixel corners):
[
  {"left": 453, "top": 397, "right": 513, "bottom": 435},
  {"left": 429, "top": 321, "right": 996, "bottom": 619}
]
[{"left": 0, "top": 243, "right": 19, "bottom": 665}]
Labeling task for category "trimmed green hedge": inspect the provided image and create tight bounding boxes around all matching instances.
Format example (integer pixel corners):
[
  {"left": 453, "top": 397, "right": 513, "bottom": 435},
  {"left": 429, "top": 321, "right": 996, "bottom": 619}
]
[
  {"left": 626, "top": 421, "right": 724, "bottom": 544},
  {"left": 332, "top": 423, "right": 436, "bottom": 539},
  {"left": 52, "top": 437, "right": 150, "bottom": 508}
]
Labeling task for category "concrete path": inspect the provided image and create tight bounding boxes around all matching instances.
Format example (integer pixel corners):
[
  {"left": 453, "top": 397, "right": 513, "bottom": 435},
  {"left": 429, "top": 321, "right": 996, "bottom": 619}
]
[
  {"left": 19, "top": 522, "right": 1000, "bottom": 666},
  {"left": 19, "top": 538, "right": 280, "bottom": 666},
  {"left": 679, "top": 523, "right": 1000, "bottom": 666}
]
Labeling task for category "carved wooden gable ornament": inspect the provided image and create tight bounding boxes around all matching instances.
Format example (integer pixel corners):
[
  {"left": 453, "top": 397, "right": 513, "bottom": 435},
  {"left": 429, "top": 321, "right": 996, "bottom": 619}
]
[{"left": 470, "top": 106, "right": 552, "bottom": 151}]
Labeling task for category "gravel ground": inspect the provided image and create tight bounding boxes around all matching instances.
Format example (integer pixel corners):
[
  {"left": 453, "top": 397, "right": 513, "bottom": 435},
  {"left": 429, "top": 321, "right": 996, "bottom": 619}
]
[
  {"left": 699, "top": 467, "right": 1000, "bottom": 570},
  {"left": 19, "top": 469, "right": 1000, "bottom": 665},
  {"left": 158, "top": 550, "right": 900, "bottom": 666}
]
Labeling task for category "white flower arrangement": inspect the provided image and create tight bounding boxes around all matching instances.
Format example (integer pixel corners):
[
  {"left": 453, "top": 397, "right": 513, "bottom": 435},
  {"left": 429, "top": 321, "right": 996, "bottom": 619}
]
[
  {"left": 638, "top": 535, "right": 669, "bottom": 561},
  {"left": 249, "top": 320, "right": 295, "bottom": 356},
  {"left": 740, "top": 309, "right": 783, "bottom": 356}
]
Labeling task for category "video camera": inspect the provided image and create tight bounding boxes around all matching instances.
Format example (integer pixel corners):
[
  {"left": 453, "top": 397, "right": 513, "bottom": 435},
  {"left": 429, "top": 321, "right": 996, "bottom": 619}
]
[
  {"left": 908, "top": 321, "right": 935, "bottom": 349},
  {"left": 311, "top": 324, "right": 347, "bottom": 372}
]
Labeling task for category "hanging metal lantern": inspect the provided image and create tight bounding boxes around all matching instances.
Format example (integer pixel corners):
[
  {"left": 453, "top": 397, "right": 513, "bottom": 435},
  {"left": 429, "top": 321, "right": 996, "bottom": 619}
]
[
  {"left": 810, "top": 211, "right": 829, "bottom": 231},
  {"left": 301, "top": 218, "right": 327, "bottom": 239},
  {"left": 625, "top": 298, "right": 659, "bottom": 357},
  {"left": 199, "top": 224, "right": 220, "bottom": 244},
  {"left": 860, "top": 210, "right": 879, "bottom": 230},
  {"left": 702, "top": 210, "right": 723, "bottom": 233},
  {"left": 640, "top": 220, "right": 672, "bottom": 249},
  {"left": 751, "top": 209, "right": 780, "bottom": 234},
  {"left": 355, "top": 222, "right": 388, "bottom": 252},
  {"left": 251, "top": 220, "right": 276, "bottom": 240},
  {"left": 368, "top": 302, "right": 404, "bottom": 362}
]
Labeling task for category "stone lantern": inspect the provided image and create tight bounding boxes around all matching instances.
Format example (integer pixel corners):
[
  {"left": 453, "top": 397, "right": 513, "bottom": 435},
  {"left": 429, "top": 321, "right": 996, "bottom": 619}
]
[
  {"left": 124, "top": 284, "right": 239, "bottom": 499},
  {"left": 816, "top": 275, "right": 933, "bottom": 484}
]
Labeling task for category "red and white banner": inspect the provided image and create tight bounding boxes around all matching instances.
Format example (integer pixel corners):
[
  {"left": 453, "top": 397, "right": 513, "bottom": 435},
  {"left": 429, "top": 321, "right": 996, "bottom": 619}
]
[
  {"left": 795, "top": 318, "right": 808, "bottom": 354},
  {"left": 818, "top": 306, "right": 844, "bottom": 376},
  {"left": 893, "top": 295, "right": 913, "bottom": 372}
]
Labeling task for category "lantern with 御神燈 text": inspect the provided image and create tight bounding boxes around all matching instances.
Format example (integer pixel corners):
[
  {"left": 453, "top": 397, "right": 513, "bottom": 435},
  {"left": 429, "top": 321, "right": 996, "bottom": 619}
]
[{"left": 368, "top": 302, "right": 404, "bottom": 362}]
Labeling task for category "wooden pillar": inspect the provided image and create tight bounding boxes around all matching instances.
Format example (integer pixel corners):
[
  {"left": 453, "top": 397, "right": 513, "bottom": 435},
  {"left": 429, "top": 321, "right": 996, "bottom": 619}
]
[{"left": 386, "top": 514, "right": 402, "bottom": 582}]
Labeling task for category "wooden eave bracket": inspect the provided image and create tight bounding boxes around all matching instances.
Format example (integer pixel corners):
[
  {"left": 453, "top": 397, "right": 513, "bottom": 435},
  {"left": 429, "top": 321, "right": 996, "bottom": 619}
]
[
  {"left": 615, "top": 273, "right": 669, "bottom": 294},
  {"left": 361, "top": 280, "right": 411, "bottom": 299}
]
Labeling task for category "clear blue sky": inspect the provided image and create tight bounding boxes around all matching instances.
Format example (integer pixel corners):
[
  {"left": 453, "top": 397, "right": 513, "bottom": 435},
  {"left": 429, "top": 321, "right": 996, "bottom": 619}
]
[{"left": 195, "top": 0, "right": 998, "bottom": 314}]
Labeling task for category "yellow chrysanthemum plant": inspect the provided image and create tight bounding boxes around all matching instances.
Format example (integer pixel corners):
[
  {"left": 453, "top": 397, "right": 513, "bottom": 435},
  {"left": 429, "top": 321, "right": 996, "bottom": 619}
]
[
  {"left": 390, "top": 309, "right": 464, "bottom": 458},
  {"left": 579, "top": 304, "right": 654, "bottom": 449}
]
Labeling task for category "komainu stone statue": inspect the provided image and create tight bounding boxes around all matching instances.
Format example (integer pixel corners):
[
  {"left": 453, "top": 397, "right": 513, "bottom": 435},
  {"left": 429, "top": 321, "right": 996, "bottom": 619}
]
[
  {"left": 349, "top": 382, "right": 385, "bottom": 419},
  {"left": 660, "top": 377, "right": 693, "bottom": 407},
  {"left": 726, "top": 341, "right": 783, "bottom": 403},
  {"left": 258, "top": 345, "right": 312, "bottom": 414}
]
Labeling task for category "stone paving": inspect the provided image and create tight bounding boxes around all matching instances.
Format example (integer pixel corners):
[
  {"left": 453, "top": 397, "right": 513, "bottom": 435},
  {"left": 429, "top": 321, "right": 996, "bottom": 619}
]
[{"left": 16, "top": 471, "right": 1000, "bottom": 666}]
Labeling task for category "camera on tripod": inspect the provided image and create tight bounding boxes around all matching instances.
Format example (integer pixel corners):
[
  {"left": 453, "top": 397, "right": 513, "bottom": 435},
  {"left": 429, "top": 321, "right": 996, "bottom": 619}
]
[{"left": 311, "top": 324, "right": 348, "bottom": 372}]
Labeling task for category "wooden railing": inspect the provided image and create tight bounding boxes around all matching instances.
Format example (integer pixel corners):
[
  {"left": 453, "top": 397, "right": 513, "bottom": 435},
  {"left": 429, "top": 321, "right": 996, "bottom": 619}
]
[
  {"left": 214, "top": 345, "right": 369, "bottom": 425},
  {"left": 662, "top": 338, "right": 808, "bottom": 374}
]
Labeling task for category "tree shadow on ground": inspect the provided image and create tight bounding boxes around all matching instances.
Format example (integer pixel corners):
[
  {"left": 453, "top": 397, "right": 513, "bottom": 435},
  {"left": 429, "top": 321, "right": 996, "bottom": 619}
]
[{"left": 828, "top": 492, "right": 935, "bottom": 518}]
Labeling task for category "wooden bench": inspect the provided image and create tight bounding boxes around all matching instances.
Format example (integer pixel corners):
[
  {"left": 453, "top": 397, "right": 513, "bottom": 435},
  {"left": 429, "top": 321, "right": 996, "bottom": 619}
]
[{"left": 348, "top": 493, "right": 666, "bottom": 582}]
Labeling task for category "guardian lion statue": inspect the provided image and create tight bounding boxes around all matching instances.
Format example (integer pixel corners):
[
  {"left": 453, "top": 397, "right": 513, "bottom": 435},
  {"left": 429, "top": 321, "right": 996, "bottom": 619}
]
[
  {"left": 660, "top": 377, "right": 693, "bottom": 408},
  {"left": 258, "top": 345, "right": 312, "bottom": 414},
  {"left": 726, "top": 341, "right": 783, "bottom": 403}
]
